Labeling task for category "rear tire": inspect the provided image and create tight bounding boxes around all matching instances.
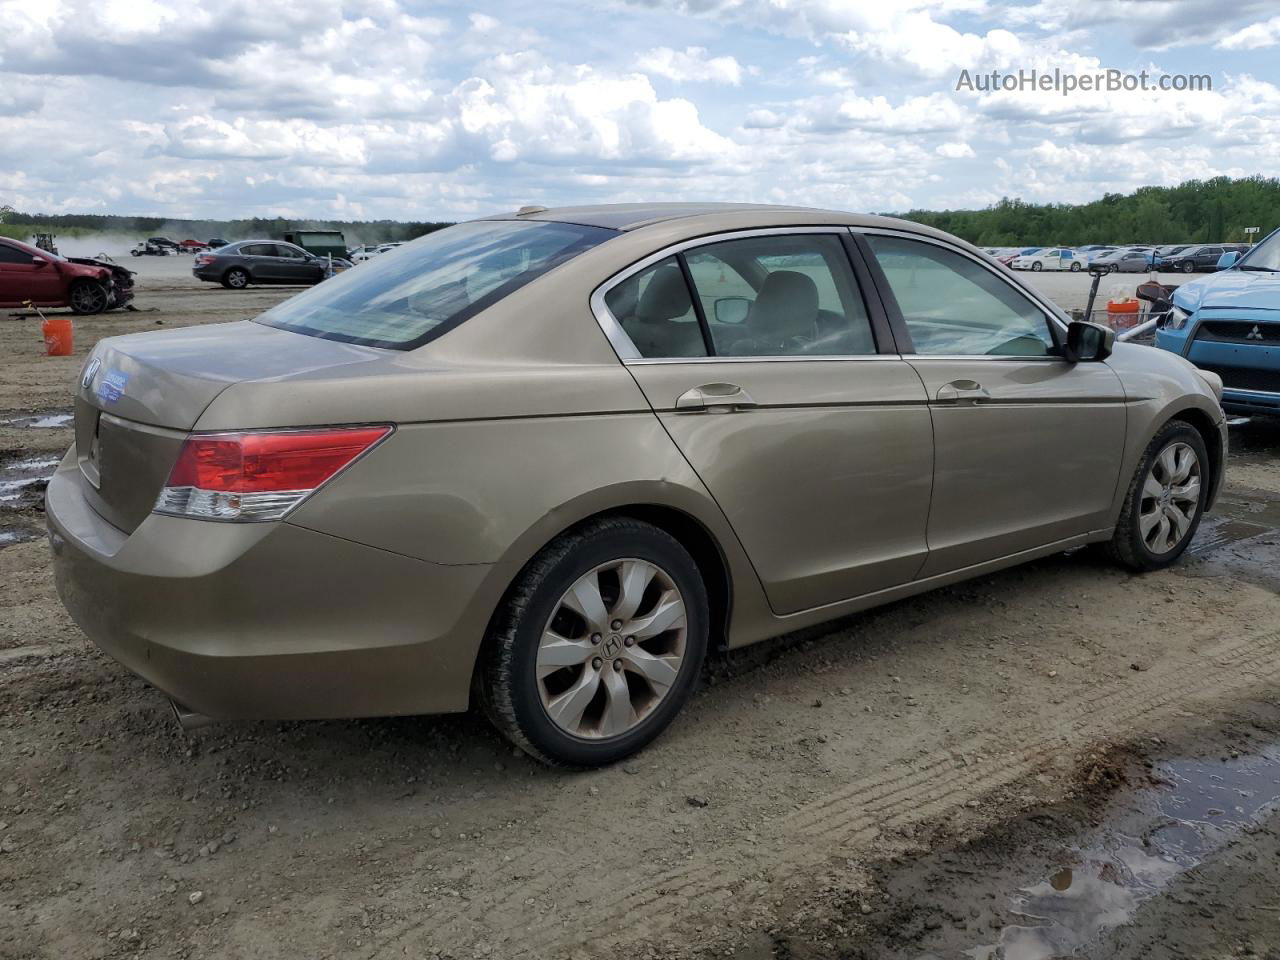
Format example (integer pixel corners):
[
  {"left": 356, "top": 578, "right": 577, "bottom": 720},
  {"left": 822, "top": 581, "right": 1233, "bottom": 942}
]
[
  {"left": 1070, "top": 262, "right": 1082, "bottom": 272},
  {"left": 481, "top": 518, "right": 709, "bottom": 767},
  {"left": 221, "top": 268, "right": 249, "bottom": 289},
  {"left": 68, "top": 280, "right": 109, "bottom": 315},
  {"left": 1108, "top": 420, "right": 1209, "bottom": 571}
]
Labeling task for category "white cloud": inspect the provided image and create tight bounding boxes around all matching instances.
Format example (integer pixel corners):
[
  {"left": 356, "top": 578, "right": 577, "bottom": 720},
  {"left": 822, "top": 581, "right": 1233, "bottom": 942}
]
[
  {"left": 1217, "top": 15, "right": 1280, "bottom": 50},
  {"left": 637, "top": 46, "right": 744, "bottom": 85},
  {"left": 0, "top": 0, "right": 1274, "bottom": 220},
  {"left": 936, "top": 141, "right": 975, "bottom": 158}
]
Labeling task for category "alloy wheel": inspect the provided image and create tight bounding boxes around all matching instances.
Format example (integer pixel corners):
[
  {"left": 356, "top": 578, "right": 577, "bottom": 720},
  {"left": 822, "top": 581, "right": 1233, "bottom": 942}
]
[
  {"left": 70, "top": 283, "right": 107, "bottom": 314},
  {"left": 536, "top": 558, "right": 687, "bottom": 740},
  {"left": 1138, "top": 441, "right": 1201, "bottom": 555}
]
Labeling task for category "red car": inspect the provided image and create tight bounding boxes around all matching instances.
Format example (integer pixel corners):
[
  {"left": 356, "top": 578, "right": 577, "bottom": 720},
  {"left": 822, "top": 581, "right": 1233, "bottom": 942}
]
[{"left": 0, "top": 236, "right": 132, "bottom": 314}]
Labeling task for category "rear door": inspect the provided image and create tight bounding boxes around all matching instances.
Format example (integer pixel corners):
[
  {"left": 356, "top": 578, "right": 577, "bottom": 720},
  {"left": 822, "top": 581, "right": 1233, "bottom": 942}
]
[
  {"left": 237, "top": 243, "right": 279, "bottom": 281},
  {"left": 595, "top": 228, "right": 933, "bottom": 615},
  {"left": 859, "top": 230, "right": 1127, "bottom": 577}
]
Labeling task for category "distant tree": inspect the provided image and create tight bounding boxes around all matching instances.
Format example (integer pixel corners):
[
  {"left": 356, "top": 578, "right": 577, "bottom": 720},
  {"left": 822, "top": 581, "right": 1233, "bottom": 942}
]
[{"left": 901, "top": 175, "right": 1280, "bottom": 245}]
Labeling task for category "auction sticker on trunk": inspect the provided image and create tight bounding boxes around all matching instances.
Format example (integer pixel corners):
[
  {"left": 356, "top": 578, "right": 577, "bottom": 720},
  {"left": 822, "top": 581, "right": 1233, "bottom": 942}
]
[{"left": 96, "top": 370, "right": 129, "bottom": 405}]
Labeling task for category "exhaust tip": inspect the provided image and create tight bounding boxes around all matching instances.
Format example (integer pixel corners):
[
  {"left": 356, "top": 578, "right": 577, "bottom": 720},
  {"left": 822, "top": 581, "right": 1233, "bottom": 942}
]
[{"left": 170, "top": 699, "right": 214, "bottom": 732}]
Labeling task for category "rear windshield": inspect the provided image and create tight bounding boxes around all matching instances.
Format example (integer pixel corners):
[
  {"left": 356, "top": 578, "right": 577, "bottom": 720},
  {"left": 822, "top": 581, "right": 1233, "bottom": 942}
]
[{"left": 254, "top": 219, "right": 615, "bottom": 349}]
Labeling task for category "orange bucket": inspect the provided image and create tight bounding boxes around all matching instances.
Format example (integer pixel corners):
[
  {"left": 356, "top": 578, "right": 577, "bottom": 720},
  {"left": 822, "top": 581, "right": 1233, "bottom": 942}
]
[
  {"left": 1106, "top": 298, "right": 1140, "bottom": 331},
  {"left": 42, "top": 314, "right": 74, "bottom": 356}
]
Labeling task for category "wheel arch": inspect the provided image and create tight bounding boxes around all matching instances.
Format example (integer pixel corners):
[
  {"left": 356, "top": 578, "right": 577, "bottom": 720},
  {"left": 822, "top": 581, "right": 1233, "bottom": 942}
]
[
  {"left": 465, "top": 495, "right": 745, "bottom": 702},
  {"left": 1166, "top": 405, "right": 1225, "bottom": 508}
]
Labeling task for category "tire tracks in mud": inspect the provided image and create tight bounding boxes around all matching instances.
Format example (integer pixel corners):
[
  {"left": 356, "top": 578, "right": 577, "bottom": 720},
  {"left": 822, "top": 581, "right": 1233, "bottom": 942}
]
[{"left": 373, "top": 627, "right": 1280, "bottom": 958}]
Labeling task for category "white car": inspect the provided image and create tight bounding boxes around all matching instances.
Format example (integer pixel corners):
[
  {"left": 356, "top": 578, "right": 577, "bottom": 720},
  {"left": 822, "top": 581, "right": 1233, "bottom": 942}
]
[
  {"left": 349, "top": 245, "right": 383, "bottom": 263},
  {"left": 1011, "top": 247, "right": 1086, "bottom": 272}
]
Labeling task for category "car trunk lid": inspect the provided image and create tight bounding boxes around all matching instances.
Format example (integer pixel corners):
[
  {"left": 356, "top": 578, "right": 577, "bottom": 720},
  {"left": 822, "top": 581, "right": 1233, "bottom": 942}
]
[{"left": 76, "top": 321, "right": 389, "bottom": 533}]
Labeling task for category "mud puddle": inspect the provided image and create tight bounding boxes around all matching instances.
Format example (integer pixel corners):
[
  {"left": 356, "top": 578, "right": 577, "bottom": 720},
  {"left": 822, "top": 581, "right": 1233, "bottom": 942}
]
[
  {"left": 0, "top": 410, "right": 72, "bottom": 429},
  {"left": 748, "top": 712, "right": 1280, "bottom": 960},
  {"left": 965, "top": 746, "right": 1280, "bottom": 960},
  {"left": 0, "top": 454, "right": 59, "bottom": 512}
]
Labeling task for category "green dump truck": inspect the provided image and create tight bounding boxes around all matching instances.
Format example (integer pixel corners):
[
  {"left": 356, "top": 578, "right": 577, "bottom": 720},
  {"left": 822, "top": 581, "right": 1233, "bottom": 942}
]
[{"left": 281, "top": 230, "right": 348, "bottom": 259}]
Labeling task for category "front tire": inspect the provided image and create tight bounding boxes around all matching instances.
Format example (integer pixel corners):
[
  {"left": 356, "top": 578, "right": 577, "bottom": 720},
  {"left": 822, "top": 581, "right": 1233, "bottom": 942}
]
[
  {"left": 482, "top": 518, "right": 709, "bottom": 767},
  {"left": 1108, "top": 421, "right": 1209, "bottom": 571},
  {"left": 68, "top": 280, "right": 109, "bottom": 314},
  {"left": 221, "top": 267, "right": 249, "bottom": 289},
  {"left": 1031, "top": 261, "right": 1043, "bottom": 271},
  {"left": 1181, "top": 261, "right": 1195, "bottom": 274}
]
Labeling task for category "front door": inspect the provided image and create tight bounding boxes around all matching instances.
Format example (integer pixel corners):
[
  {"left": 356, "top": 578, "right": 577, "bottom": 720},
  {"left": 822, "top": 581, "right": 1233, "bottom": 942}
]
[
  {"left": 599, "top": 230, "right": 934, "bottom": 615},
  {"left": 0, "top": 242, "right": 66, "bottom": 305},
  {"left": 272, "top": 244, "right": 322, "bottom": 283},
  {"left": 861, "top": 232, "right": 1128, "bottom": 577}
]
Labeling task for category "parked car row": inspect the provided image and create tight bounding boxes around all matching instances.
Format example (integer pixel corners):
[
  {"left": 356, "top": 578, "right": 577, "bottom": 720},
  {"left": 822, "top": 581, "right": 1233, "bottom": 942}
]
[{"left": 982, "top": 242, "right": 1256, "bottom": 274}]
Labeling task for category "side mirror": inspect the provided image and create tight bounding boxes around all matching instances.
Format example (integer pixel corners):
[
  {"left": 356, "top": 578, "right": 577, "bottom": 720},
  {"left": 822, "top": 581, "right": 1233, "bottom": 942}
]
[
  {"left": 1065, "top": 320, "right": 1114, "bottom": 363},
  {"left": 713, "top": 297, "right": 751, "bottom": 325},
  {"left": 1216, "top": 251, "right": 1239, "bottom": 270}
]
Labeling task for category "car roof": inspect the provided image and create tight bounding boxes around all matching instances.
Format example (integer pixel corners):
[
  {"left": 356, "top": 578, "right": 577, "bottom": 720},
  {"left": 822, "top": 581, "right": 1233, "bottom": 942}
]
[
  {"left": 477, "top": 202, "right": 932, "bottom": 234},
  {"left": 0, "top": 236, "right": 42, "bottom": 255}
]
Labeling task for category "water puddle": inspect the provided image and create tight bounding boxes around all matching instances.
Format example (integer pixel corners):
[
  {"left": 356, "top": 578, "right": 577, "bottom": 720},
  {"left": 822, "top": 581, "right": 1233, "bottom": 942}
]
[
  {"left": 963, "top": 746, "right": 1280, "bottom": 960},
  {"left": 0, "top": 410, "right": 72, "bottom": 429},
  {"left": 0, "top": 456, "right": 59, "bottom": 511},
  {"left": 0, "top": 527, "right": 42, "bottom": 547}
]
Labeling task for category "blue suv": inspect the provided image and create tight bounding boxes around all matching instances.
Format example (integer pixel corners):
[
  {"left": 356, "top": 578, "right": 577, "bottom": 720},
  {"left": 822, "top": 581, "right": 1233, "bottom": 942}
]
[{"left": 1155, "top": 228, "right": 1280, "bottom": 416}]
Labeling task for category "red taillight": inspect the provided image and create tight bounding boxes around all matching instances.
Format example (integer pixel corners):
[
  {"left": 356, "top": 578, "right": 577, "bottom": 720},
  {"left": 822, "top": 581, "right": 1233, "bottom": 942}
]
[
  {"left": 194, "top": 254, "right": 215, "bottom": 266},
  {"left": 156, "top": 426, "right": 391, "bottom": 521}
]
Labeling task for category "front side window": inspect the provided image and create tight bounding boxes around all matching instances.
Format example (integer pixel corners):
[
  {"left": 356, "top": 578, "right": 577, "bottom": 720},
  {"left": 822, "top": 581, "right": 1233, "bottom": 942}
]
[
  {"left": 256, "top": 220, "right": 615, "bottom": 349},
  {"left": 0, "top": 244, "right": 34, "bottom": 265},
  {"left": 866, "top": 234, "right": 1055, "bottom": 357}
]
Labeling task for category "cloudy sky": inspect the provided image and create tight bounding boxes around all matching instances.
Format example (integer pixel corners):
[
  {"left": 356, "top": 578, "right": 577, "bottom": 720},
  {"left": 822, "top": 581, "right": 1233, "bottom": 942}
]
[{"left": 2, "top": 0, "right": 1279, "bottom": 221}]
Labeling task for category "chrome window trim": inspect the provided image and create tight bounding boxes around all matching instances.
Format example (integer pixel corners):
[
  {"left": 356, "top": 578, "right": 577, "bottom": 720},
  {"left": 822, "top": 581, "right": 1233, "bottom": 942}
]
[
  {"left": 624, "top": 354, "right": 902, "bottom": 365},
  {"left": 855, "top": 226, "right": 1071, "bottom": 339},
  {"left": 589, "top": 226, "right": 877, "bottom": 363}
]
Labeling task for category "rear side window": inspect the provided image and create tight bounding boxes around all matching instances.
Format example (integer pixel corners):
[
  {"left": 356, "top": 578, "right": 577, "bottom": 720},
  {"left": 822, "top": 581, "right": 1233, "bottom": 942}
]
[
  {"left": 240, "top": 244, "right": 274, "bottom": 257},
  {"left": 605, "top": 257, "right": 708, "bottom": 358},
  {"left": 256, "top": 220, "right": 615, "bottom": 349},
  {"left": 686, "top": 234, "right": 874, "bottom": 356}
]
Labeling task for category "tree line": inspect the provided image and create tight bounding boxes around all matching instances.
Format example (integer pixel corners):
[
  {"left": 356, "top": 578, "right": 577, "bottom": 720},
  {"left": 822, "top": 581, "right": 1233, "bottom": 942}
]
[
  {"left": 897, "top": 175, "right": 1280, "bottom": 247},
  {"left": 4, "top": 175, "right": 1278, "bottom": 248}
]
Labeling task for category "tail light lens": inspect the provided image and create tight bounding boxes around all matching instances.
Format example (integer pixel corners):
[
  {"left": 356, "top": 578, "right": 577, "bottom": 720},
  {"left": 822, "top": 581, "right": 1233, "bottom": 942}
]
[
  {"left": 154, "top": 426, "right": 391, "bottom": 521},
  {"left": 194, "top": 254, "right": 215, "bottom": 266}
]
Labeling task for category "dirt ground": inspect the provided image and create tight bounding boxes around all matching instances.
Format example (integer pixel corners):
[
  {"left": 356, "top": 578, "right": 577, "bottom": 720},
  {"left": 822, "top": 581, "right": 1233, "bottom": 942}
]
[{"left": 3, "top": 261, "right": 1280, "bottom": 959}]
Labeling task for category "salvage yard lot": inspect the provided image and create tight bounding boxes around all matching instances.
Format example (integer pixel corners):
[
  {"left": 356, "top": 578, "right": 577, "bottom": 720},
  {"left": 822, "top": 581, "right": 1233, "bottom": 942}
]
[{"left": 4, "top": 261, "right": 1280, "bottom": 958}]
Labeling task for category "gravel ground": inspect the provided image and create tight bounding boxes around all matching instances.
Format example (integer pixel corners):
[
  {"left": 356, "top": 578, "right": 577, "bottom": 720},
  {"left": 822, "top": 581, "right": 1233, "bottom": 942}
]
[{"left": 3, "top": 261, "right": 1279, "bottom": 959}]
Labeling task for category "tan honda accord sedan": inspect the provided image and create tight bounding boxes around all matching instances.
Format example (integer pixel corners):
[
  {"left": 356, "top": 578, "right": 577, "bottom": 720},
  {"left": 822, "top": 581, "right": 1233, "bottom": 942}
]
[{"left": 47, "top": 203, "right": 1227, "bottom": 766}]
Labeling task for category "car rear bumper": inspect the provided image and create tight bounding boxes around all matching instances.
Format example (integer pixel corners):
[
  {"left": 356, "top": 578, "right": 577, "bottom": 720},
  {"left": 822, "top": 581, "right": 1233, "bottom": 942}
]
[
  {"left": 46, "top": 447, "right": 490, "bottom": 721},
  {"left": 192, "top": 267, "right": 221, "bottom": 282}
]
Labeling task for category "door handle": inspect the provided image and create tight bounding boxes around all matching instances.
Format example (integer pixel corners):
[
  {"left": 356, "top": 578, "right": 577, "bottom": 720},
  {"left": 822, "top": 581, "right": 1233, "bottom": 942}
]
[
  {"left": 935, "top": 380, "right": 990, "bottom": 404},
  {"left": 675, "top": 382, "right": 758, "bottom": 413}
]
